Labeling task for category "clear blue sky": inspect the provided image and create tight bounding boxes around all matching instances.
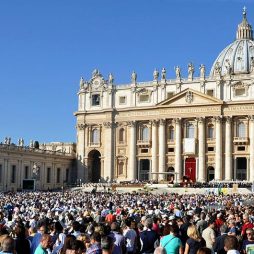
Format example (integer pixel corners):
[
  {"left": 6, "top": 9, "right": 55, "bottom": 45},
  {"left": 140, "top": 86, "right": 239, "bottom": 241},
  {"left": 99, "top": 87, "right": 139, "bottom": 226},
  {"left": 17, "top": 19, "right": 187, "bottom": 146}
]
[{"left": 0, "top": 0, "right": 253, "bottom": 144}]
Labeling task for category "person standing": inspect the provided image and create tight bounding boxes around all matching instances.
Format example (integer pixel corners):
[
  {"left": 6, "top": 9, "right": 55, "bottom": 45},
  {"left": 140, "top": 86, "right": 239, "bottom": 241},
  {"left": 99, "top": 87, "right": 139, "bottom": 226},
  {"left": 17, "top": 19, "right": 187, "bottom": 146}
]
[
  {"left": 202, "top": 220, "right": 216, "bottom": 252},
  {"left": 34, "top": 234, "right": 52, "bottom": 254}
]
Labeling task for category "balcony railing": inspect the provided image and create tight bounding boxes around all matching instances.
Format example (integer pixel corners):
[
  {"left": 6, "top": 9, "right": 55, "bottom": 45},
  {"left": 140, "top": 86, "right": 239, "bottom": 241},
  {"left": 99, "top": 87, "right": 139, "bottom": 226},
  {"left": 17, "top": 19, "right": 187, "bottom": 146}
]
[
  {"left": 90, "top": 142, "right": 100, "bottom": 147},
  {"left": 167, "top": 139, "right": 175, "bottom": 144},
  {"left": 207, "top": 138, "right": 215, "bottom": 142},
  {"left": 233, "top": 137, "right": 249, "bottom": 144},
  {"left": 137, "top": 140, "right": 151, "bottom": 146}
]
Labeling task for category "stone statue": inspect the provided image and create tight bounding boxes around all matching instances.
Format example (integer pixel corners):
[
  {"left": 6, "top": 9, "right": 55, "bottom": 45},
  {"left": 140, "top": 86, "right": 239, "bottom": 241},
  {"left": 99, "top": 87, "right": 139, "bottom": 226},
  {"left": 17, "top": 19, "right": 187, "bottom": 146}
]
[
  {"left": 108, "top": 73, "right": 114, "bottom": 84},
  {"left": 153, "top": 69, "right": 159, "bottom": 81},
  {"left": 30, "top": 140, "right": 34, "bottom": 148},
  {"left": 7, "top": 137, "right": 11, "bottom": 145},
  {"left": 161, "top": 68, "right": 166, "bottom": 80},
  {"left": 92, "top": 69, "right": 99, "bottom": 78},
  {"left": 225, "top": 60, "right": 232, "bottom": 75},
  {"left": 199, "top": 64, "right": 205, "bottom": 79},
  {"left": 20, "top": 138, "right": 24, "bottom": 147},
  {"left": 175, "top": 66, "right": 181, "bottom": 79},
  {"left": 131, "top": 71, "right": 137, "bottom": 83},
  {"left": 188, "top": 63, "right": 194, "bottom": 80},
  {"left": 79, "top": 77, "right": 84, "bottom": 89},
  {"left": 4, "top": 137, "right": 8, "bottom": 145},
  {"left": 214, "top": 61, "right": 222, "bottom": 77}
]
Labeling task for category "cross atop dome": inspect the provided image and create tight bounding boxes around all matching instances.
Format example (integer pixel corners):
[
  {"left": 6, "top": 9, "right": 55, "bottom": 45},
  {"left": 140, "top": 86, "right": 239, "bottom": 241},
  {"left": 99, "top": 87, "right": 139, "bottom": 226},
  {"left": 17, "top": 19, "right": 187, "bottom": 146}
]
[{"left": 236, "top": 6, "right": 253, "bottom": 40}]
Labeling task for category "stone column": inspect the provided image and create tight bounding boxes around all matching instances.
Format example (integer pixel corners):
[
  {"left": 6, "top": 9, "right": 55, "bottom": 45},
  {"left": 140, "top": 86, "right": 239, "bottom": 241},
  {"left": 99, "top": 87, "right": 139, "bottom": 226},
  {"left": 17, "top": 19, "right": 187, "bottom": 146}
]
[
  {"left": 249, "top": 116, "right": 254, "bottom": 181},
  {"left": 215, "top": 116, "right": 222, "bottom": 180},
  {"left": 151, "top": 120, "right": 158, "bottom": 181},
  {"left": 225, "top": 117, "right": 233, "bottom": 181},
  {"left": 175, "top": 118, "right": 182, "bottom": 182},
  {"left": 76, "top": 123, "right": 86, "bottom": 182},
  {"left": 103, "top": 122, "right": 114, "bottom": 182},
  {"left": 198, "top": 117, "right": 206, "bottom": 182},
  {"left": 128, "top": 121, "right": 137, "bottom": 180},
  {"left": 158, "top": 119, "right": 166, "bottom": 180}
]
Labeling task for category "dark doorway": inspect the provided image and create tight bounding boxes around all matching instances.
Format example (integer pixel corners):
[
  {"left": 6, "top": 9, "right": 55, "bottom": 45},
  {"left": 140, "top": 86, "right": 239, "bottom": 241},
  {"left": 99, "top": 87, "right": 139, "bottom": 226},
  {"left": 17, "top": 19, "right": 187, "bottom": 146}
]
[
  {"left": 236, "top": 157, "right": 247, "bottom": 180},
  {"left": 167, "top": 167, "right": 175, "bottom": 182},
  {"left": 139, "top": 159, "right": 150, "bottom": 180},
  {"left": 88, "top": 150, "right": 101, "bottom": 182},
  {"left": 207, "top": 166, "right": 215, "bottom": 182}
]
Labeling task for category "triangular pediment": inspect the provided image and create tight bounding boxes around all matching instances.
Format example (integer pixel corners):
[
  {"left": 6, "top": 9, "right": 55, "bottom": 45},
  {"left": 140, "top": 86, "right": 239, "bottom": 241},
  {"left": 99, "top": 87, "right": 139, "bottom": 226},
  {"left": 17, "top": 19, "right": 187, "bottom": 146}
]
[{"left": 157, "top": 88, "right": 223, "bottom": 107}]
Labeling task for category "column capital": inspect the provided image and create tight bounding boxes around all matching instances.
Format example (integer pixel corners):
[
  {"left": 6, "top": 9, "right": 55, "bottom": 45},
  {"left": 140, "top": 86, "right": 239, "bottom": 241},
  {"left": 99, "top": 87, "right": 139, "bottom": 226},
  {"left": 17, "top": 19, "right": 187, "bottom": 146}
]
[
  {"left": 225, "top": 116, "right": 232, "bottom": 123},
  {"left": 76, "top": 123, "right": 86, "bottom": 130},
  {"left": 249, "top": 115, "right": 254, "bottom": 122},
  {"left": 173, "top": 118, "right": 181, "bottom": 125},
  {"left": 103, "top": 122, "right": 114, "bottom": 128},
  {"left": 197, "top": 117, "right": 205, "bottom": 124},
  {"left": 214, "top": 116, "right": 222, "bottom": 123},
  {"left": 159, "top": 119, "right": 166, "bottom": 125},
  {"left": 150, "top": 120, "right": 159, "bottom": 126},
  {"left": 127, "top": 121, "right": 136, "bottom": 127}
]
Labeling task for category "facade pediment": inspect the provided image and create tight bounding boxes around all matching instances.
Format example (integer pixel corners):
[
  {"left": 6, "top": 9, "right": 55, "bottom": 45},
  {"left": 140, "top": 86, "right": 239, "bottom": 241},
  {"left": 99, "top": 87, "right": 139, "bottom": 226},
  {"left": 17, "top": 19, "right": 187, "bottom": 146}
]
[{"left": 157, "top": 89, "right": 223, "bottom": 107}]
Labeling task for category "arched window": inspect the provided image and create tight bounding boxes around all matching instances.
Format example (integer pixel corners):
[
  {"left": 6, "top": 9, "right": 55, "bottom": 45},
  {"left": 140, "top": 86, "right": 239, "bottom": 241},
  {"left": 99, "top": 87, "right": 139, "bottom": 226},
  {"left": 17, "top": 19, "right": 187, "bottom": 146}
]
[
  {"left": 186, "top": 123, "right": 194, "bottom": 138},
  {"left": 119, "top": 128, "right": 125, "bottom": 142},
  {"left": 208, "top": 125, "right": 214, "bottom": 139},
  {"left": 142, "top": 127, "right": 149, "bottom": 141},
  {"left": 238, "top": 122, "right": 246, "bottom": 137},
  {"left": 118, "top": 162, "right": 124, "bottom": 175},
  {"left": 92, "top": 129, "right": 99, "bottom": 144},
  {"left": 168, "top": 126, "right": 174, "bottom": 140}
]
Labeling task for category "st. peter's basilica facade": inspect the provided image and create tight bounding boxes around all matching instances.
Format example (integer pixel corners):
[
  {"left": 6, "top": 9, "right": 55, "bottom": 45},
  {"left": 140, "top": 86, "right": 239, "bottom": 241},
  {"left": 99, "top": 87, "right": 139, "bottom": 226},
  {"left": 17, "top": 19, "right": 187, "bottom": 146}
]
[{"left": 75, "top": 9, "right": 254, "bottom": 183}]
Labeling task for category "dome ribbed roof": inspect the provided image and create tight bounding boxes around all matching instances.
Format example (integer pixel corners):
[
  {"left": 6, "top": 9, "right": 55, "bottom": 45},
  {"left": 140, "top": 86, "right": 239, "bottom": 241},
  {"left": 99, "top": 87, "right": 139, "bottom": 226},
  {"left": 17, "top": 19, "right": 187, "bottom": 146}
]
[{"left": 210, "top": 7, "right": 254, "bottom": 77}]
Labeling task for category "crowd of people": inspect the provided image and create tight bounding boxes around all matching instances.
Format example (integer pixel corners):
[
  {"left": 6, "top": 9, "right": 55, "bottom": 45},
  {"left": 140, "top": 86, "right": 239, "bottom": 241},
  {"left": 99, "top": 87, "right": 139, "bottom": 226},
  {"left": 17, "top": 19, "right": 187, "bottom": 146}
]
[{"left": 0, "top": 190, "right": 253, "bottom": 253}]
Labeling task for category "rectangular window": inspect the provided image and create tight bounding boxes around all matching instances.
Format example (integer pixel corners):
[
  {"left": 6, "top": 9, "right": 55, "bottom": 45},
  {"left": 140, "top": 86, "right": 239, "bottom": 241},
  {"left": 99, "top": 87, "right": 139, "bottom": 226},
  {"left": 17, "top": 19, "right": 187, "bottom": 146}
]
[
  {"left": 237, "top": 146, "right": 245, "bottom": 151},
  {"left": 208, "top": 147, "right": 214, "bottom": 152},
  {"left": 206, "top": 89, "right": 214, "bottom": 97},
  {"left": 57, "top": 168, "right": 61, "bottom": 183},
  {"left": 25, "top": 166, "right": 29, "bottom": 179},
  {"left": 11, "top": 165, "right": 16, "bottom": 183},
  {"left": 167, "top": 92, "right": 174, "bottom": 99},
  {"left": 141, "top": 148, "right": 148, "bottom": 153},
  {"left": 0, "top": 164, "right": 2, "bottom": 183},
  {"left": 168, "top": 148, "right": 174, "bottom": 152},
  {"left": 91, "top": 94, "right": 100, "bottom": 106},
  {"left": 119, "top": 96, "right": 126, "bottom": 104},
  {"left": 139, "top": 95, "right": 150, "bottom": 102},
  {"left": 47, "top": 167, "right": 51, "bottom": 183}
]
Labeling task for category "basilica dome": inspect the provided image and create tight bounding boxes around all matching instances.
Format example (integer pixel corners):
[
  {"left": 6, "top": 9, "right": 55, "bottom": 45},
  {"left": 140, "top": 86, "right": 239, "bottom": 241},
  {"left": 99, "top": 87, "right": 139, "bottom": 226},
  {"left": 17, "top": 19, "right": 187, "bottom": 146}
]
[{"left": 210, "top": 8, "right": 254, "bottom": 77}]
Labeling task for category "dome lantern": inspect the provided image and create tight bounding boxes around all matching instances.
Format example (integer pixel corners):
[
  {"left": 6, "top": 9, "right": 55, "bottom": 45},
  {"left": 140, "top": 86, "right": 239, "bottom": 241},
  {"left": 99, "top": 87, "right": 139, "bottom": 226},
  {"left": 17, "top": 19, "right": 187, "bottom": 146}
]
[{"left": 236, "top": 7, "right": 253, "bottom": 40}]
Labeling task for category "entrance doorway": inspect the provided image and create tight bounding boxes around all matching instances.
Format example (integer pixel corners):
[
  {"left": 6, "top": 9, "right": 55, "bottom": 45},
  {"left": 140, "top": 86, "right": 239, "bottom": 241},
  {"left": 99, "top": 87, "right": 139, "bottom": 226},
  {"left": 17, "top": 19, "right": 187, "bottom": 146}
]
[
  {"left": 167, "top": 167, "right": 175, "bottom": 182},
  {"left": 88, "top": 150, "right": 101, "bottom": 182},
  {"left": 236, "top": 157, "right": 247, "bottom": 180},
  {"left": 185, "top": 158, "right": 196, "bottom": 182},
  {"left": 139, "top": 159, "right": 150, "bottom": 181},
  {"left": 207, "top": 166, "right": 215, "bottom": 182}
]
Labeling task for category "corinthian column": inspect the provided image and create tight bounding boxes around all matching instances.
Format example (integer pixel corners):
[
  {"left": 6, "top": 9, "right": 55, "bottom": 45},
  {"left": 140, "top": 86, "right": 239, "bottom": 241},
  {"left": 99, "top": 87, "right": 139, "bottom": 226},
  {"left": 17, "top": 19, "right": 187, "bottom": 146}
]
[
  {"left": 76, "top": 123, "right": 86, "bottom": 182},
  {"left": 103, "top": 122, "right": 114, "bottom": 181},
  {"left": 128, "top": 121, "right": 137, "bottom": 180},
  {"left": 249, "top": 116, "right": 254, "bottom": 181},
  {"left": 198, "top": 117, "right": 205, "bottom": 182},
  {"left": 175, "top": 118, "right": 182, "bottom": 182},
  {"left": 225, "top": 117, "right": 232, "bottom": 181},
  {"left": 158, "top": 119, "right": 166, "bottom": 180},
  {"left": 215, "top": 116, "right": 222, "bottom": 180},
  {"left": 151, "top": 120, "right": 158, "bottom": 181}
]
